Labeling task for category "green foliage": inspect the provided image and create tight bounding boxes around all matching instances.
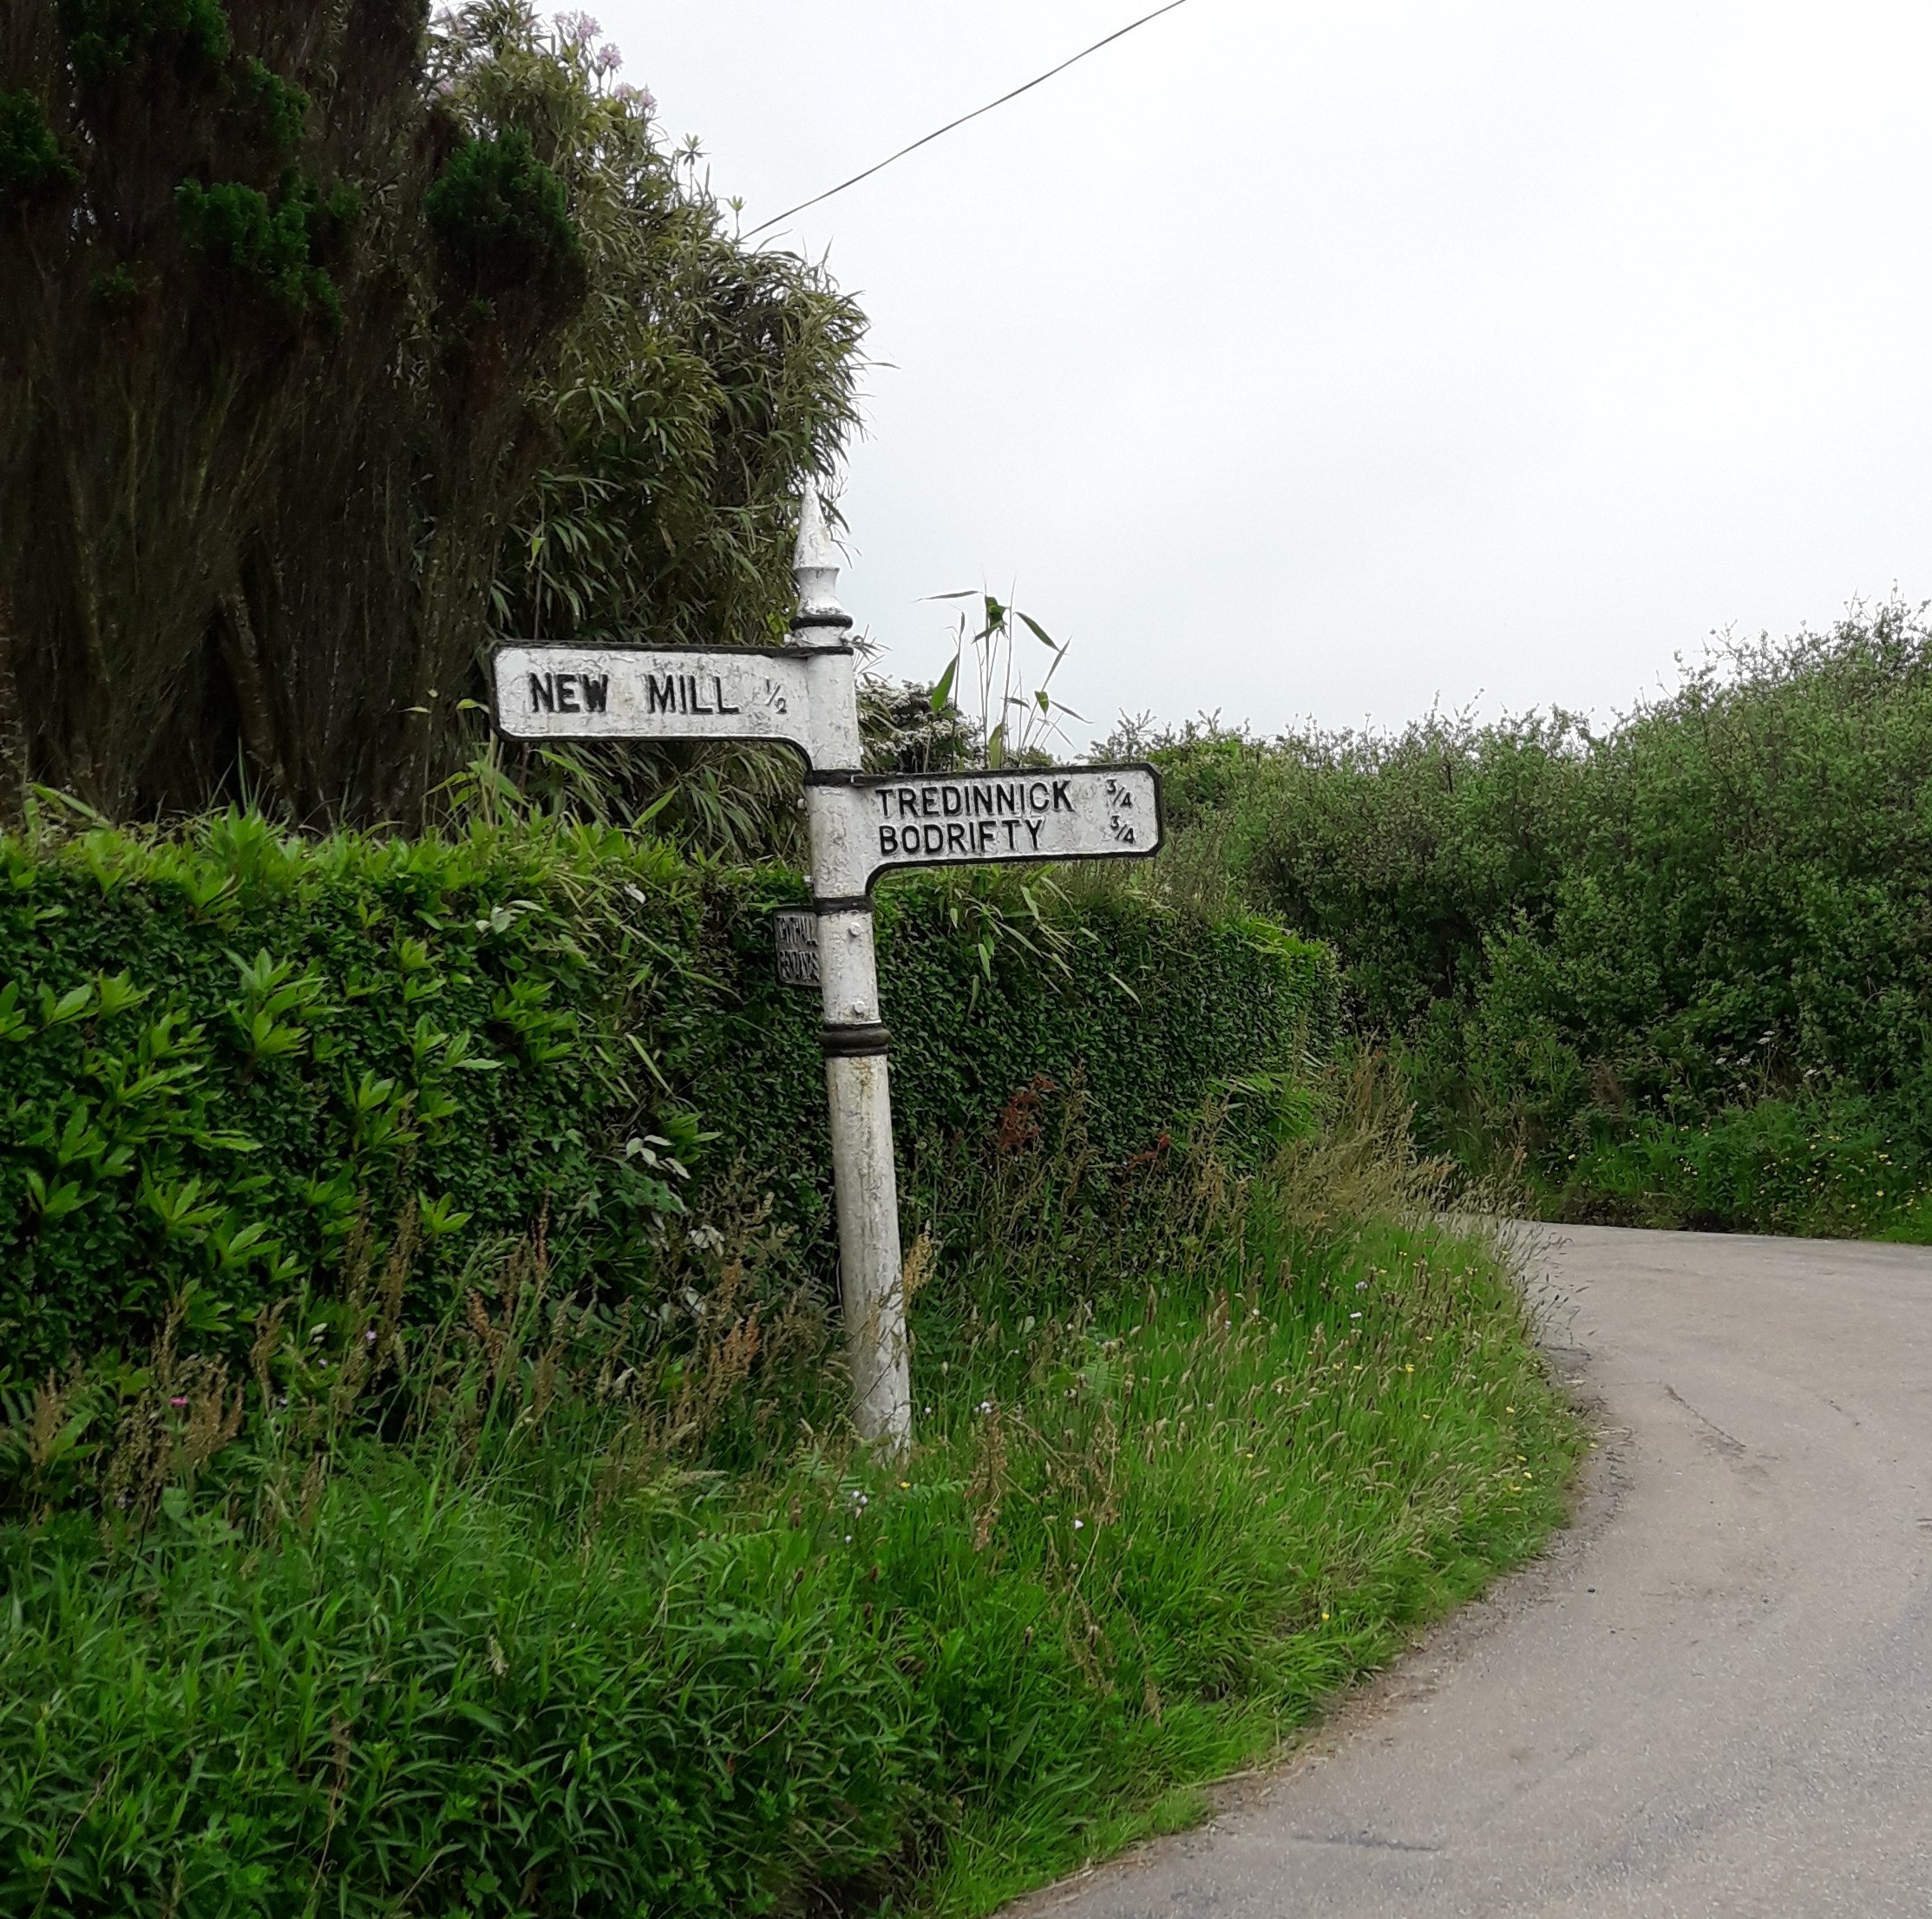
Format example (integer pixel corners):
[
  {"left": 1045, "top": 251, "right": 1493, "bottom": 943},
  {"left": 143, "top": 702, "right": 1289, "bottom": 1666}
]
[
  {"left": 430, "top": 4, "right": 868, "bottom": 837},
  {"left": 174, "top": 175, "right": 340, "bottom": 318},
  {"left": 242, "top": 56, "right": 307, "bottom": 156},
  {"left": 0, "top": 1101, "right": 1573, "bottom": 1916},
  {"left": 0, "top": 91, "right": 75, "bottom": 206},
  {"left": 698, "top": 872, "right": 1339, "bottom": 1282},
  {"left": 426, "top": 128, "right": 585, "bottom": 307},
  {"left": 55, "top": 0, "right": 229, "bottom": 85},
  {"left": 2, "top": 2, "right": 861, "bottom": 826},
  {"left": 86, "top": 263, "right": 140, "bottom": 312},
  {"left": 0, "top": 814, "right": 1334, "bottom": 1379},
  {"left": 1133, "top": 603, "right": 1932, "bottom": 1235},
  {"left": 0, "top": 815, "right": 697, "bottom": 1379}
]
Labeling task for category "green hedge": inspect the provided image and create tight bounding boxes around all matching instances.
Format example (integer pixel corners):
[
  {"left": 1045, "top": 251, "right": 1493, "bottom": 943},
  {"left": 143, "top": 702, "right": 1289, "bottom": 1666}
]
[{"left": 0, "top": 815, "right": 1334, "bottom": 1379}]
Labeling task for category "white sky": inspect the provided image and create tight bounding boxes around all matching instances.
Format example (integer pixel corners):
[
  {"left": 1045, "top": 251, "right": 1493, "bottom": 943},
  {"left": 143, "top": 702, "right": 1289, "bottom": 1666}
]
[{"left": 599, "top": 1, "right": 1932, "bottom": 744}]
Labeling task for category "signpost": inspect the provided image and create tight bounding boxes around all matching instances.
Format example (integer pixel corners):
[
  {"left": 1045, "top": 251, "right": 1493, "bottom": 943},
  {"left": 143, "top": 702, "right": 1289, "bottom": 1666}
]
[
  {"left": 773, "top": 909, "right": 820, "bottom": 987},
  {"left": 493, "top": 488, "right": 1162, "bottom": 1451}
]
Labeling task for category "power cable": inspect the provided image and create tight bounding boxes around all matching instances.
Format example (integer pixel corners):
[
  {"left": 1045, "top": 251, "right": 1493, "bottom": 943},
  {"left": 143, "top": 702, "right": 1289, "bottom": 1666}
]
[{"left": 743, "top": 0, "right": 1195, "bottom": 239}]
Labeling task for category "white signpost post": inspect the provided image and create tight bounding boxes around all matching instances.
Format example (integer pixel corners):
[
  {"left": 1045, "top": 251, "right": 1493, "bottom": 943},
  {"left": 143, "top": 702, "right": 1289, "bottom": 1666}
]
[{"left": 493, "top": 491, "right": 1162, "bottom": 1450}]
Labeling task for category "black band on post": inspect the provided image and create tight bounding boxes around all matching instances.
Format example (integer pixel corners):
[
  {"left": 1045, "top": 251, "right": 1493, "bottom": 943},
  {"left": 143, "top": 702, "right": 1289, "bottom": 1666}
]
[
  {"left": 822, "top": 1022, "right": 890, "bottom": 1058},
  {"left": 803, "top": 768, "right": 861, "bottom": 786},
  {"left": 812, "top": 894, "right": 872, "bottom": 916},
  {"left": 790, "top": 611, "right": 854, "bottom": 632}
]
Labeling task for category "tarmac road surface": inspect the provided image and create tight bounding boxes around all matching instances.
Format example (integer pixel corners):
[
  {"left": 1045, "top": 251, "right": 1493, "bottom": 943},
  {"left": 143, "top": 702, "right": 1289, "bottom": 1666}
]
[{"left": 1012, "top": 1225, "right": 1932, "bottom": 1919}]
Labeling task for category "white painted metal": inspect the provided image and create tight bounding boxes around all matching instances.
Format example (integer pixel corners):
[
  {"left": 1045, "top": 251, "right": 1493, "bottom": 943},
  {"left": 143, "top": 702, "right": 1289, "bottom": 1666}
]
[
  {"left": 792, "top": 489, "right": 912, "bottom": 1453},
  {"left": 492, "top": 642, "right": 862, "bottom": 765},
  {"left": 823, "top": 1048, "right": 909, "bottom": 1448},
  {"left": 809, "top": 765, "right": 1162, "bottom": 896}
]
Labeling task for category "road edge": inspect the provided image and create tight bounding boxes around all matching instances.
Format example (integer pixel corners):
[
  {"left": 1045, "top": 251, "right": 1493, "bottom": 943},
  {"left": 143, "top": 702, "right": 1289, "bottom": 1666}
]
[{"left": 1002, "top": 1222, "right": 1627, "bottom": 1916}]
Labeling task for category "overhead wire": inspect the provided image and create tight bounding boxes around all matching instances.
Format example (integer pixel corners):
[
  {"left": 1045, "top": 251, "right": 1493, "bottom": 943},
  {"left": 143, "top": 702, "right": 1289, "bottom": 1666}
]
[{"left": 742, "top": 0, "right": 1195, "bottom": 239}]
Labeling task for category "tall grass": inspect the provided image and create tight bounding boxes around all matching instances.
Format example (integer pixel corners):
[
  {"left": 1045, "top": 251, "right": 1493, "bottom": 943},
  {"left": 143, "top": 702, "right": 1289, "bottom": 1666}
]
[{"left": 0, "top": 1068, "right": 1576, "bottom": 1916}]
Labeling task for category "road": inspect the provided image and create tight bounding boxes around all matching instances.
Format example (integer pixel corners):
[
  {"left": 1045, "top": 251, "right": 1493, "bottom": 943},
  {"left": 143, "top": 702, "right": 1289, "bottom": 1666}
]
[{"left": 1017, "top": 1225, "right": 1932, "bottom": 1918}]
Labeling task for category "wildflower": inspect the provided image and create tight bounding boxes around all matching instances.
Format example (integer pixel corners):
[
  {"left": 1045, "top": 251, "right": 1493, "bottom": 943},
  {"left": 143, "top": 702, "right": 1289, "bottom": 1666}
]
[
  {"left": 1073, "top": 1518, "right": 1085, "bottom": 1530},
  {"left": 595, "top": 41, "right": 622, "bottom": 73},
  {"left": 899, "top": 1481, "right": 911, "bottom": 1490},
  {"left": 1350, "top": 1311, "right": 1362, "bottom": 1320},
  {"left": 169, "top": 1395, "right": 188, "bottom": 1408}
]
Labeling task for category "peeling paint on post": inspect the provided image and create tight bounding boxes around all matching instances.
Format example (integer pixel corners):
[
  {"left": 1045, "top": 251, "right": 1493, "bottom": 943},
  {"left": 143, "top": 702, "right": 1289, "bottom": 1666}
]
[
  {"left": 492, "top": 483, "right": 1162, "bottom": 1453},
  {"left": 790, "top": 487, "right": 911, "bottom": 1454}
]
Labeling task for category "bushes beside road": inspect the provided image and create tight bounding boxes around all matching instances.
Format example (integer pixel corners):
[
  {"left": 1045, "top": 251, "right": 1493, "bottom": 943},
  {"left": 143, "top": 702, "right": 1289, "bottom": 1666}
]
[
  {"left": 0, "top": 806, "right": 1577, "bottom": 1917},
  {"left": 0, "top": 810, "right": 1333, "bottom": 1382},
  {"left": 1133, "top": 603, "right": 1932, "bottom": 1237}
]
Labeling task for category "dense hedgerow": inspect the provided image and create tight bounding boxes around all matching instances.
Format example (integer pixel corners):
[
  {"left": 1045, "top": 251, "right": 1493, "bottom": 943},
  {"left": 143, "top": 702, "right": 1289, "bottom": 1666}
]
[
  {"left": 0, "top": 812, "right": 1335, "bottom": 1380},
  {"left": 1132, "top": 602, "right": 1932, "bottom": 1236}
]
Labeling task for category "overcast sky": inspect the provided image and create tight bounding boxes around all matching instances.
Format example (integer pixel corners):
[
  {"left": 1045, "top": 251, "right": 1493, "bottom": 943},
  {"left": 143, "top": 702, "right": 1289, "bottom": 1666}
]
[{"left": 599, "top": 1, "right": 1932, "bottom": 745}]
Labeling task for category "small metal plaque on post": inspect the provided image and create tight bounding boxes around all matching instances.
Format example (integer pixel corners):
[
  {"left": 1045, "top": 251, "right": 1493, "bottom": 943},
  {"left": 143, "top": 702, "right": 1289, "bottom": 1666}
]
[{"left": 775, "top": 909, "right": 820, "bottom": 987}]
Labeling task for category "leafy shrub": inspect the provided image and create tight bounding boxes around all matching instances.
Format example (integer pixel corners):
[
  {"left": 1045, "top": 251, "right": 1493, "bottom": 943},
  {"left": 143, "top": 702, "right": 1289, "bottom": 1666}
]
[
  {"left": 0, "top": 91, "right": 75, "bottom": 206},
  {"left": 0, "top": 813, "right": 1335, "bottom": 1381},
  {"left": 56, "top": 0, "right": 230, "bottom": 84},
  {"left": 426, "top": 128, "right": 586, "bottom": 306},
  {"left": 174, "top": 175, "right": 345, "bottom": 318},
  {"left": 1135, "top": 603, "right": 1932, "bottom": 1235}
]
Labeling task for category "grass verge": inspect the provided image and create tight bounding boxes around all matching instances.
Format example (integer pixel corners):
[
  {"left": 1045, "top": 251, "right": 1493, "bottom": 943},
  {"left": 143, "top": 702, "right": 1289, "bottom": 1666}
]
[{"left": 1, "top": 1079, "right": 1579, "bottom": 1916}]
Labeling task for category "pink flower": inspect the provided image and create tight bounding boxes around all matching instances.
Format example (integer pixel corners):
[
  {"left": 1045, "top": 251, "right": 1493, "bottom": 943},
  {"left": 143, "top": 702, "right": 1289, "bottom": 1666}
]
[
  {"left": 595, "top": 41, "right": 622, "bottom": 73},
  {"left": 169, "top": 1396, "right": 188, "bottom": 1407},
  {"left": 554, "top": 10, "right": 599, "bottom": 44}
]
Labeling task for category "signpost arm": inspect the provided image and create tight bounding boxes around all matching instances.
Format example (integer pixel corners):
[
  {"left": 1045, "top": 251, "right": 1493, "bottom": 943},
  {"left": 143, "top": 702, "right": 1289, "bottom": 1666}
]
[{"left": 794, "top": 488, "right": 913, "bottom": 1451}]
